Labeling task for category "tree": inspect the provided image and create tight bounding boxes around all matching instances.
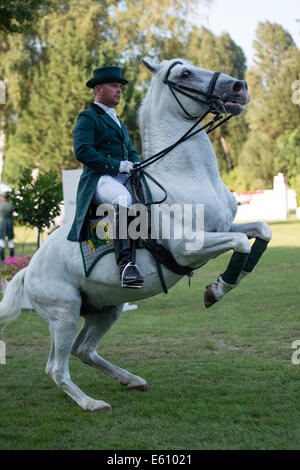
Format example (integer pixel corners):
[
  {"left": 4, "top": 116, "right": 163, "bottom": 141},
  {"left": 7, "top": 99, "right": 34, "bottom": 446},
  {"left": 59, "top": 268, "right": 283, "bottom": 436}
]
[
  {"left": 186, "top": 26, "right": 246, "bottom": 77},
  {"left": 108, "top": 0, "right": 202, "bottom": 152},
  {"left": 185, "top": 27, "right": 248, "bottom": 180},
  {"left": 274, "top": 129, "right": 300, "bottom": 203},
  {"left": 240, "top": 22, "right": 300, "bottom": 188},
  {"left": 1, "top": 0, "right": 212, "bottom": 182},
  {"left": 0, "top": 0, "right": 61, "bottom": 34},
  {"left": 10, "top": 168, "right": 63, "bottom": 249},
  {"left": 2, "top": 1, "right": 118, "bottom": 182}
]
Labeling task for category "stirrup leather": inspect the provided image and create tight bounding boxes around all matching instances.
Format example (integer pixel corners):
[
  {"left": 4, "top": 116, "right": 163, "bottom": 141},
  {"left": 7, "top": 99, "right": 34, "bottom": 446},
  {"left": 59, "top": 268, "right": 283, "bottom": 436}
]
[{"left": 121, "top": 262, "right": 144, "bottom": 289}]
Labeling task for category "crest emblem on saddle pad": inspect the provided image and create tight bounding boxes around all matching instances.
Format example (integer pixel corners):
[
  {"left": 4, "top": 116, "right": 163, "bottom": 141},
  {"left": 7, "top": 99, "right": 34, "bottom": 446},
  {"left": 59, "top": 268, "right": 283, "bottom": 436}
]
[
  {"left": 80, "top": 219, "right": 115, "bottom": 277},
  {"left": 88, "top": 221, "right": 110, "bottom": 251}
]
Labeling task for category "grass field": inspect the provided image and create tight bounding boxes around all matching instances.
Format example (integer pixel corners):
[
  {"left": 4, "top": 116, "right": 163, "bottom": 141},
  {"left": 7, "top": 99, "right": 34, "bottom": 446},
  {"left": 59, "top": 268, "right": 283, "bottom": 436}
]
[{"left": 0, "top": 218, "right": 300, "bottom": 450}]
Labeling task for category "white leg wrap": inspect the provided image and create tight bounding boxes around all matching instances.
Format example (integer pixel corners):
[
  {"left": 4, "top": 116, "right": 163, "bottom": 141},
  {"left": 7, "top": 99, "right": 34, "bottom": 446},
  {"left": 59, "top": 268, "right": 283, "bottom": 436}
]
[{"left": 210, "top": 275, "right": 236, "bottom": 301}]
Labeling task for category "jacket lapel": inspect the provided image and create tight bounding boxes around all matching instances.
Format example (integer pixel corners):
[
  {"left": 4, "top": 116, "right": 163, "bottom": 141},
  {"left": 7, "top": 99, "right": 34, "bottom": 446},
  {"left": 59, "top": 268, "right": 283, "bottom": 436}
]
[{"left": 91, "top": 103, "right": 124, "bottom": 139}]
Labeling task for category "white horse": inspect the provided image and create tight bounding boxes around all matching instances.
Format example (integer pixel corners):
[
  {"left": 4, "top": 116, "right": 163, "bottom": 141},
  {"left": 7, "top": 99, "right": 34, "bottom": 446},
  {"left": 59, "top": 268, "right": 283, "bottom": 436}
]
[{"left": 0, "top": 58, "right": 271, "bottom": 411}]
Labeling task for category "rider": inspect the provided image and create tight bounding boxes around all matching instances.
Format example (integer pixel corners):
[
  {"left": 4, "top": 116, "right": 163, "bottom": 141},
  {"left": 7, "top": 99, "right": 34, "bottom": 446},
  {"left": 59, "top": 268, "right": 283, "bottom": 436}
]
[{"left": 67, "top": 66, "right": 144, "bottom": 288}]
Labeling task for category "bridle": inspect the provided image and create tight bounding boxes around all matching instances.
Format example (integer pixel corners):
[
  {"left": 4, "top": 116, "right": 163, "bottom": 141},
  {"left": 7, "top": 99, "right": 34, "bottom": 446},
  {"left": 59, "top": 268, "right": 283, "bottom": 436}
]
[
  {"left": 125, "top": 61, "right": 236, "bottom": 284},
  {"left": 162, "top": 60, "right": 226, "bottom": 118},
  {"left": 131, "top": 61, "right": 233, "bottom": 188}
]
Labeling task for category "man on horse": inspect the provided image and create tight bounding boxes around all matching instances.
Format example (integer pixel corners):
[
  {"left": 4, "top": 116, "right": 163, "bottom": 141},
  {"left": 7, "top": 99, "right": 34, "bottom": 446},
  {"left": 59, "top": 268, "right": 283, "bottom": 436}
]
[{"left": 67, "top": 66, "right": 144, "bottom": 288}]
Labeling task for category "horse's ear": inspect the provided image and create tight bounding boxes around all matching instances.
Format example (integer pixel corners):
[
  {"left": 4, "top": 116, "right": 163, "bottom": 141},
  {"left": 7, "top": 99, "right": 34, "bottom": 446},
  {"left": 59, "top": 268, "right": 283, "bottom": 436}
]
[{"left": 141, "top": 57, "right": 161, "bottom": 75}]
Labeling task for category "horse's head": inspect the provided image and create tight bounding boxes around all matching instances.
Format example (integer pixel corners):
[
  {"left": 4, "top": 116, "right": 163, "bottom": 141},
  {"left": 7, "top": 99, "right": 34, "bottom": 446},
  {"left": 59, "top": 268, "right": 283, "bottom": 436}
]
[{"left": 141, "top": 58, "right": 250, "bottom": 118}]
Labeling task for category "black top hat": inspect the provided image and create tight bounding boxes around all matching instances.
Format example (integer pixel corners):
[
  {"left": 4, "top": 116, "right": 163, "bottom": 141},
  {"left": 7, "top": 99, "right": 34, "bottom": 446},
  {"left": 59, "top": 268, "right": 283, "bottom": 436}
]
[{"left": 86, "top": 66, "right": 128, "bottom": 88}]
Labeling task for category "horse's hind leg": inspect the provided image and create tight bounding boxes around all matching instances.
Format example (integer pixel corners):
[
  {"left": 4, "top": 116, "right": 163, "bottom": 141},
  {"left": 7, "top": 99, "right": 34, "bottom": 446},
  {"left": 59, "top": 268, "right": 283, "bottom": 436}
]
[
  {"left": 45, "top": 333, "right": 55, "bottom": 376},
  {"left": 72, "top": 305, "right": 148, "bottom": 391},
  {"left": 45, "top": 304, "right": 112, "bottom": 412}
]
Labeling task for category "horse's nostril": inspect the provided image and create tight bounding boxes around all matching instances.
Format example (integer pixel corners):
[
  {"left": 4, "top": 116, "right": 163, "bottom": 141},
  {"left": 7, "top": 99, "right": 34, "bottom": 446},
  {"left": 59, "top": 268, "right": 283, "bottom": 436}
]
[{"left": 233, "top": 81, "right": 243, "bottom": 92}]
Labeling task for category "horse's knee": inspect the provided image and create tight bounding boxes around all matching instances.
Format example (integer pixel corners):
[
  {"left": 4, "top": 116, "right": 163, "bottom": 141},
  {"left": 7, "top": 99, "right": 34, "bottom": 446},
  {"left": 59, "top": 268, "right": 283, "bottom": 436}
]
[
  {"left": 256, "top": 222, "right": 272, "bottom": 241},
  {"left": 233, "top": 233, "right": 251, "bottom": 253},
  {"left": 49, "top": 365, "right": 70, "bottom": 387},
  {"left": 72, "top": 344, "right": 95, "bottom": 365}
]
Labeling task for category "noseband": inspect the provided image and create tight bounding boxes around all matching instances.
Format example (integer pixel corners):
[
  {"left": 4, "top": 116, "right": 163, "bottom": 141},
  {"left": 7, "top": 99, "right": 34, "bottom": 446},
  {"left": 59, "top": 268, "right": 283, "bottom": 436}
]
[{"left": 163, "top": 61, "right": 225, "bottom": 118}]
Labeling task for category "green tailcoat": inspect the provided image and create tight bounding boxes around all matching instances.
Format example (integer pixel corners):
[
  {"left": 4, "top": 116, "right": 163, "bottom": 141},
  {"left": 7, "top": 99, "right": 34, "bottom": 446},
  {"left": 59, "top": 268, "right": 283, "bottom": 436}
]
[{"left": 67, "top": 103, "right": 141, "bottom": 242}]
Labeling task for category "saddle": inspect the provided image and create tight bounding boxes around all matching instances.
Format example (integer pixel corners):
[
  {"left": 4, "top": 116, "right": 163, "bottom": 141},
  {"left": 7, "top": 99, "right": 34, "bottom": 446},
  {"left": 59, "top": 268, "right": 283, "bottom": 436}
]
[{"left": 80, "top": 170, "right": 193, "bottom": 293}]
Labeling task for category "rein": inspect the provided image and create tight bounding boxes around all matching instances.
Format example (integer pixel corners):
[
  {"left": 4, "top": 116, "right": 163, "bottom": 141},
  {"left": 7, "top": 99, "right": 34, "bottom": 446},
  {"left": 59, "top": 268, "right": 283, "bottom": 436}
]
[
  {"left": 126, "top": 62, "right": 235, "bottom": 292},
  {"left": 132, "top": 61, "right": 233, "bottom": 174}
]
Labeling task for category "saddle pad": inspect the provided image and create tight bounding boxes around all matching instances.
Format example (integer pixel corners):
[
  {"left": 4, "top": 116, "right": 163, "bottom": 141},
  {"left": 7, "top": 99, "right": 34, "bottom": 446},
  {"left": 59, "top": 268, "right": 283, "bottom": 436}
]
[
  {"left": 80, "top": 218, "right": 115, "bottom": 277},
  {"left": 80, "top": 172, "right": 153, "bottom": 278}
]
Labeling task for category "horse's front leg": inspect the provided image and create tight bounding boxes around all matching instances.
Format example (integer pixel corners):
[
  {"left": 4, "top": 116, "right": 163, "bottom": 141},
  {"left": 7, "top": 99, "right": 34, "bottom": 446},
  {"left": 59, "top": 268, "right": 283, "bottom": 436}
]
[
  {"left": 172, "top": 231, "right": 252, "bottom": 308},
  {"left": 229, "top": 221, "right": 272, "bottom": 283},
  {"left": 203, "top": 222, "right": 272, "bottom": 308},
  {"left": 230, "top": 221, "right": 272, "bottom": 241}
]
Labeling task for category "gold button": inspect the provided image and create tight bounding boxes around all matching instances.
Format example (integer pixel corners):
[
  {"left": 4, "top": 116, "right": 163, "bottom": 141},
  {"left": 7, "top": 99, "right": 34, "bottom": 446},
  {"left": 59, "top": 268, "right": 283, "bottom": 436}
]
[{"left": 107, "top": 154, "right": 111, "bottom": 158}]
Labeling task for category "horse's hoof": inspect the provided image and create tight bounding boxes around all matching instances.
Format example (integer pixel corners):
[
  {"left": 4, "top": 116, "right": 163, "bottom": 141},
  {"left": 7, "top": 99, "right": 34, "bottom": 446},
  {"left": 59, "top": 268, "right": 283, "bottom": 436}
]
[
  {"left": 204, "top": 284, "right": 218, "bottom": 308},
  {"left": 87, "top": 399, "right": 113, "bottom": 412},
  {"left": 126, "top": 377, "right": 148, "bottom": 391}
]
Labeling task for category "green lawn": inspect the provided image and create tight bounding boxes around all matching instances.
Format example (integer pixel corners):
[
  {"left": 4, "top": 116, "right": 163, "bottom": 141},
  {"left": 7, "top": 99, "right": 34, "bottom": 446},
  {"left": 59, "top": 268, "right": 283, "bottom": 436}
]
[{"left": 0, "top": 217, "right": 300, "bottom": 450}]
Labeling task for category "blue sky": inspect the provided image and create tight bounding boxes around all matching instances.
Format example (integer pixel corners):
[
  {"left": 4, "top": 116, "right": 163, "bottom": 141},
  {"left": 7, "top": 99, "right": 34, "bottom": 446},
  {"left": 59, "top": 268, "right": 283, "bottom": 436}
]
[{"left": 195, "top": 0, "right": 300, "bottom": 66}]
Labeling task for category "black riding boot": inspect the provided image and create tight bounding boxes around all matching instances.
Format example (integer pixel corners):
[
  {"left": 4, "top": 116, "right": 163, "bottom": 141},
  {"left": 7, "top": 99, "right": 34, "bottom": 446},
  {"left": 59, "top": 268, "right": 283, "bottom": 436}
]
[
  {"left": 9, "top": 247, "right": 14, "bottom": 257},
  {"left": 114, "top": 204, "right": 144, "bottom": 288},
  {"left": 0, "top": 247, "right": 5, "bottom": 263}
]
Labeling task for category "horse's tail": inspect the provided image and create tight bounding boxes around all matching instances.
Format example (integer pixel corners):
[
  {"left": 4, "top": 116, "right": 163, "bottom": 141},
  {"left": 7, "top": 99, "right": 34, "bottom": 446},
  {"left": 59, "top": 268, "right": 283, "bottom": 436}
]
[{"left": 0, "top": 268, "right": 27, "bottom": 323}]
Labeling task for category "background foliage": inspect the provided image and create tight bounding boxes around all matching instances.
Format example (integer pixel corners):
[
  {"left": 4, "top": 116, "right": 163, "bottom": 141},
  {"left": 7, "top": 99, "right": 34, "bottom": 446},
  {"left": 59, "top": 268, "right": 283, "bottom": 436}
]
[
  {"left": 9, "top": 167, "right": 63, "bottom": 247},
  {"left": 0, "top": 1, "right": 300, "bottom": 195}
]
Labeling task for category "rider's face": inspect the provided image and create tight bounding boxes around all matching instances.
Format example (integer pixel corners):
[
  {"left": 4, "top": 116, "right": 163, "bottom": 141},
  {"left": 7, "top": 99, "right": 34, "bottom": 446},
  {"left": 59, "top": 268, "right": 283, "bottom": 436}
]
[{"left": 95, "top": 82, "right": 123, "bottom": 108}]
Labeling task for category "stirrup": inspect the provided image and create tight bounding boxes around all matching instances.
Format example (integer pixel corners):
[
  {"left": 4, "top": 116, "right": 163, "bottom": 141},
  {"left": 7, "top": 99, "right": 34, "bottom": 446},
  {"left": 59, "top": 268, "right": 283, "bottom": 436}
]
[{"left": 121, "top": 262, "right": 144, "bottom": 289}]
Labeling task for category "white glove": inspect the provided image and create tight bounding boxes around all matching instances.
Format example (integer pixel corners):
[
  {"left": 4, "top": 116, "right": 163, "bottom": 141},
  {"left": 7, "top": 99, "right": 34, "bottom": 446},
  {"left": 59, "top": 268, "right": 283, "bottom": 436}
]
[{"left": 119, "top": 160, "right": 134, "bottom": 174}]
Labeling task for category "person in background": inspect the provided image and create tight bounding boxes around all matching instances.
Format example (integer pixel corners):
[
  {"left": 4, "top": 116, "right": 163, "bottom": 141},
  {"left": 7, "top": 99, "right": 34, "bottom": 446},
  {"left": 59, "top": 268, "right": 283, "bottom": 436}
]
[{"left": 0, "top": 192, "right": 15, "bottom": 262}]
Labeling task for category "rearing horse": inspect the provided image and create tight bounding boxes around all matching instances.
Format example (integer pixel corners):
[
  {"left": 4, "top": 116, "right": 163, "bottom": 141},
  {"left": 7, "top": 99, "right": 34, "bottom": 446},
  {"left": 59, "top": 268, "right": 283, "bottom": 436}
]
[{"left": 0, "top": 58, "right": 271, "bottom": 411}]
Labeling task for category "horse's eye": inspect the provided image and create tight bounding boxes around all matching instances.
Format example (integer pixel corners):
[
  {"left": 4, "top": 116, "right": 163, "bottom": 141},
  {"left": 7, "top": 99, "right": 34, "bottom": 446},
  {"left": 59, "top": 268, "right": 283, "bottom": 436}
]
[{"left": 181, "top": 70, "right": 191, "bottom": 79}]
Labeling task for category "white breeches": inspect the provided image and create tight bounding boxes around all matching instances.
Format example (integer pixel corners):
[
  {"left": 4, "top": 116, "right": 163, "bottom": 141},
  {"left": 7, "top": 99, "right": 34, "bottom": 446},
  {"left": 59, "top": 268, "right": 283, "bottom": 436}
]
[
  {"left": 0, "top": 239, "right": 14, "bottom": 249},
  {"left": 93, "top": 174, "right": 132, "bottom": 208}
]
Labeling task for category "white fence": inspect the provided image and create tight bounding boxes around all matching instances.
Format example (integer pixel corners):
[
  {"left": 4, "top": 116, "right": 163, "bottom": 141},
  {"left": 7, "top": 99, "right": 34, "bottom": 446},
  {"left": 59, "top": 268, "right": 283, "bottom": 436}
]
[
  {"left": 62, "top": 169, "right": 83, "bottom": 225},
  {"left": 234, "top": 173, "right": 297, "bottom": 221}
]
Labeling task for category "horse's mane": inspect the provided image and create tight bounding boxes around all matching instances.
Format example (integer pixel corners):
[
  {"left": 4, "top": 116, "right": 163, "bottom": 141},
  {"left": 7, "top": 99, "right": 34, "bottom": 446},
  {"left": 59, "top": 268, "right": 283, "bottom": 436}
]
[
  {"left": 137, "top": 64, "right": 166, "bottom": 158},
  {"left": 137, "top": 58, "right": 193, "bottom": 160},
  {"left": 137, "top": 67, "right": 164, "bottom": 131}
]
